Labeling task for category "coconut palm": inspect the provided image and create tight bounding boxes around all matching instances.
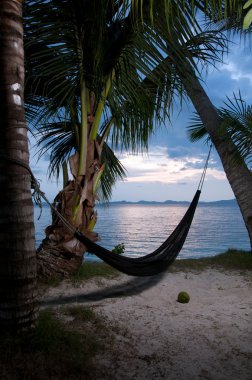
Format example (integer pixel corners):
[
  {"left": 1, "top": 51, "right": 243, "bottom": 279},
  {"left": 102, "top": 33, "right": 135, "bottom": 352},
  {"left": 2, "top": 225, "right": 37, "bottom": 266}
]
[
  {"left": 0, "top": 0, "right": 37, "bottom": 332},
  {"left": 24, "top": 0, "right": 168, "bottom": 276}
]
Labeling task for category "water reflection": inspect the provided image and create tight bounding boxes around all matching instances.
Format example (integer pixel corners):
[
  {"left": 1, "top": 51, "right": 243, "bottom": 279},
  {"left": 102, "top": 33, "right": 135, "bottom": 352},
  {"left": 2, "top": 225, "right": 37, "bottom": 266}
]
[{"left": 34, "top": 203, "right": 250, "bottom": 259}]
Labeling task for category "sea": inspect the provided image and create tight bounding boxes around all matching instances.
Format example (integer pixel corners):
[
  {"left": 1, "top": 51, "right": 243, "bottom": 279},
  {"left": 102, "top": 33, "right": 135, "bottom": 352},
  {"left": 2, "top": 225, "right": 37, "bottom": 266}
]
[{"left": 34, "top": 200, "right": 251, "bottom": 261}]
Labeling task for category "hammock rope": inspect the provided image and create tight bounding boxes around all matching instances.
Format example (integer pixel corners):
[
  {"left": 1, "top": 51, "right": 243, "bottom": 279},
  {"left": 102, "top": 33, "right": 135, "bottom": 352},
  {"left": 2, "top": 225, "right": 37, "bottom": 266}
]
[
  {"left": 198, "top": 144, "right": 213, "bottom": 191},
  {"left": 1, "top": 145, "right": 212, "bottom": 276}
]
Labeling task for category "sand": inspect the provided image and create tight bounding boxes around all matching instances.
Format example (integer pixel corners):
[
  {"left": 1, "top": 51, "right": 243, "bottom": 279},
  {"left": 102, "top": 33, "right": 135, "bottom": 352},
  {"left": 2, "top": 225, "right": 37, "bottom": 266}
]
[{"left": 41, "top": 268, "right": 252, "bottom": 380}]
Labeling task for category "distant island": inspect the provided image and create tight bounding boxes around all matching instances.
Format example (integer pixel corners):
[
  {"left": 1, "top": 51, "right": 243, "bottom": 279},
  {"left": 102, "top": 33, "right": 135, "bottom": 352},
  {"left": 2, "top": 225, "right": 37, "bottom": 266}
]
[
  {"left": 39, "top": 198, "right": 238, "bottom": 208},
  {"left": 100, "top": 199, "right": 238, "bottom": 207}
]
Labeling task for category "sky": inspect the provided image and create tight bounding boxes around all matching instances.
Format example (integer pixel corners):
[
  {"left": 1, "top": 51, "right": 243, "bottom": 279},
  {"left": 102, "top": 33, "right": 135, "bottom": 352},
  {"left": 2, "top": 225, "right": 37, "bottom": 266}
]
[{"left": 29, "top": 39, "right": 252, "bottom": 203}]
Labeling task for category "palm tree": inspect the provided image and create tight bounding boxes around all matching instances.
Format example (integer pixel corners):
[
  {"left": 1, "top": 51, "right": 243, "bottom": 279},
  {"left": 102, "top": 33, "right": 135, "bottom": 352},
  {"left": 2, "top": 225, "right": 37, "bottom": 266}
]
[
  {"left": 21, "top": 1, "right": 172, "bottom": 275},
  {"left": 0, "top": 0, "right": 37, "bottom": 332},
  {"left": 24, "top": 0, "right": 166, "bottom": 277}
]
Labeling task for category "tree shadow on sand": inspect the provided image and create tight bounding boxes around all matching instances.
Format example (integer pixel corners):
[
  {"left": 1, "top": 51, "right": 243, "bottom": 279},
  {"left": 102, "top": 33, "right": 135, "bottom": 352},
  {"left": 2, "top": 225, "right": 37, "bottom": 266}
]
[{"left": 41, "top": 272, "right": 166, "bottom": 307}]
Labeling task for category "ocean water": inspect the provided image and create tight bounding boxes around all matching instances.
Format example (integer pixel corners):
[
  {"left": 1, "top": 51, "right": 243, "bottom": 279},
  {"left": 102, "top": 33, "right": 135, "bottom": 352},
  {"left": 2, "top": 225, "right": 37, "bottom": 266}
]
[{"left": 34, "top": 201, "right": 251, "bottom": 260}]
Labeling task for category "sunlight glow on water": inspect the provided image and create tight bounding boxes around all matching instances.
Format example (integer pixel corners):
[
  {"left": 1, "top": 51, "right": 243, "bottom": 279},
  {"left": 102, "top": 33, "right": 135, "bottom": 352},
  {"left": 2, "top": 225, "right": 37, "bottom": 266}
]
[{"left": 34, "top": 203, "right": 250, "bottom": 260}]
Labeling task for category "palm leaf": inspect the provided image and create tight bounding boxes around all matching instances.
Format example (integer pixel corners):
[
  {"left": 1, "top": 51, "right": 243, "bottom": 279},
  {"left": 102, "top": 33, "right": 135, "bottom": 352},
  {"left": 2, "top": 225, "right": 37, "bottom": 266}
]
[
  {"left": 97, "top": 142, "right": 126, "bottom": 203},
  {"left": 187, "top": 92, "right": 252, "bottom": 164}
]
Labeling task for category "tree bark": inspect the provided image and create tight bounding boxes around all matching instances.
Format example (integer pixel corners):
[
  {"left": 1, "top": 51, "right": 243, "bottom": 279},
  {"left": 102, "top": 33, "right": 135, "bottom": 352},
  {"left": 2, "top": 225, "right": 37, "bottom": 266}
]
[
  {"left": 181, "top": 64, "right": 252, "bottom": 250},
  {"left": 36, "top": 175, "right": 98, "bottom": 278},
  {"left": 37, "top": 130, "right": 100, "bottom": 278},
  {"left": 0, "top": 0, "right": 38, "bottom": 332}
]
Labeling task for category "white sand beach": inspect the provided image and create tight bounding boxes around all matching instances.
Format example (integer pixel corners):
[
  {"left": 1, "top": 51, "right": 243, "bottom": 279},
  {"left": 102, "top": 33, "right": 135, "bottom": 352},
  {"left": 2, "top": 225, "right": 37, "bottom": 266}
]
[{"left": 42, "top": 269, "right": 252, "bottom": 380}]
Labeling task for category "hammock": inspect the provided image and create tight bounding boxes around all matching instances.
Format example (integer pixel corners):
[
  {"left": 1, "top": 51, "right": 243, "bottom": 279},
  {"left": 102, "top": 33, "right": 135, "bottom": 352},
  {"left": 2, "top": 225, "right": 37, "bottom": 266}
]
[
  {"left": 74, "top": 189, "right": 201, "bottom": 276},
  {"left": 71, "top": 146, "right": 211, "bottom": 276},
  {"left": 1, "top": 145, "right": 211, "bottom": 276}
]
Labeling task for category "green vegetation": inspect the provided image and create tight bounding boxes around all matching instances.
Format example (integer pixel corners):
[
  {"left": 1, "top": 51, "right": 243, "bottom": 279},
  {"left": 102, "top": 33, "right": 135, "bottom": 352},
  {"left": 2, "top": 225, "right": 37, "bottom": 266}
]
[
  {"left": 65, "top": 305, "right": 105, "bottom": 327},
  {"left": 243, "top": 0, "right": 252, "bottom": 29},
  {"left": 112, "top": 243, "right": 125, "bottom": 254},
  {"left": 172, "top": 249, "right": 252, "bottom": 272},
  {"left": 0, "top": 308, "right": 107, "bottom": 380},
  {"left": 72, "top": 250, "right": 252, "bottom": 284},
  {"left": 72, "top": 261, "right": 120, "bottom": 282}
]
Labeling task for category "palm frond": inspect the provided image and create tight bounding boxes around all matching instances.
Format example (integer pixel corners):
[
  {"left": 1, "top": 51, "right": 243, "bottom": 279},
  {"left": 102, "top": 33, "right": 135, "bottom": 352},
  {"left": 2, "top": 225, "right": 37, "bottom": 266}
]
[
  {"left": 220, "top": 93, "right": 252, "bottom": 163},
  {"left": 97, "top": 142, "right": 126, "bottom": 203},
  {"left": 35, "top": 120, "right": 77, "bottom": 180},
  {"left": 187, "top": 115, "right": 210, "bottom": 143},
  {"left": 188, "top": 92, "right": 252, "bottom": 165}
]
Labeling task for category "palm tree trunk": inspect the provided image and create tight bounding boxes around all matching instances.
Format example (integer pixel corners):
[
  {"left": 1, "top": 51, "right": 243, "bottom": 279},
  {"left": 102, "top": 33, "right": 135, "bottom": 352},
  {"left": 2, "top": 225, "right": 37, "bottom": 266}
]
[
  {"left": 37, "top": 135, "right": 99, "bottom": 278},
  {"left": 0, "top": 0, "right": 37, "bottom": 331},
  {"left": 181, "top": 63, "right": 252, "bottom": 250},
  {"left": 37, "top": 90, "right": 102, "bottom": 278}
]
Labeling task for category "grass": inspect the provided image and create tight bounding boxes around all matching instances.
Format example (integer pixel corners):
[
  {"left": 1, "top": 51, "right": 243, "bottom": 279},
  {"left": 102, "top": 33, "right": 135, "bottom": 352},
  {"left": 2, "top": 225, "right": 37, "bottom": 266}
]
[
  {"left": 65, "top": 305, "right": 106, "bottom": 328},
  {"left": 172, "top": 249, "right": 252, "bottom": 272},
  {"left": 73, "top": 250, "right": 252, "bottom": 280},
  {"left": 72, "top": 261, "right": 120, "bottom": 282},
  {"left": 68, "top": 249, "right": 252, "bottom": 282},
  {"left": 0, "top": 308, "right": 108, "bottom": 380}
]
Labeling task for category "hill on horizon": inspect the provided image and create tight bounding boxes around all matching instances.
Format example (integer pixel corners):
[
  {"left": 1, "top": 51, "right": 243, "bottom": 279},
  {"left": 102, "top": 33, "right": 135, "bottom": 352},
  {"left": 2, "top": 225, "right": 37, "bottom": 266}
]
[
  {"left": 38, "top": 198, "right": 237, "bottom": 208},
  {"left": 104, "top": 198, "right": 237, "bottom": 206}
]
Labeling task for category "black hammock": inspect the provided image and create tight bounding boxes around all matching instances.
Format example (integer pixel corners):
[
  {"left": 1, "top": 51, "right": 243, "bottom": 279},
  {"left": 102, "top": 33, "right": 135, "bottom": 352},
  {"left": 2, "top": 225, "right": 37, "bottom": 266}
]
[
  {"left": 71, "top": 146, "right": 212, "bottom": 276},
  {"left": 74, "top": 189, "right": 201, "bottom": 276}
]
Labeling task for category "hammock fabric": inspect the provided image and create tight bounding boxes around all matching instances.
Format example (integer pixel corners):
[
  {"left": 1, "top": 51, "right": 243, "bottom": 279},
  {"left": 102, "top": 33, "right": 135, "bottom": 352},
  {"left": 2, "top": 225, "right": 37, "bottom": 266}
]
[{"left": 74, "top": 189, "right": 201, "bottom": 276}]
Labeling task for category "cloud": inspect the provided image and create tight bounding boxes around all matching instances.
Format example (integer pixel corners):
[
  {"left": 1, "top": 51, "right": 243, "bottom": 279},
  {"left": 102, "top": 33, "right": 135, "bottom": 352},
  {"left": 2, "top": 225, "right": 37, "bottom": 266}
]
[
  {"left": 222, "top": 42, "right": 252, "bottom": 84},
  {"left": 117, "top": 146, "right": 225, "bottom": 186},
  {"left": 202, "top": 42, "right": 252, "bottom": 106},
  {"left": 167, "top": 145, "right": 199, "bottom": 158},
  {"left": 30, "top": 167, "right": 45, "bottom": 176},
  {"left": 43, "top": 153, "right": 51, "bottom": 162}
]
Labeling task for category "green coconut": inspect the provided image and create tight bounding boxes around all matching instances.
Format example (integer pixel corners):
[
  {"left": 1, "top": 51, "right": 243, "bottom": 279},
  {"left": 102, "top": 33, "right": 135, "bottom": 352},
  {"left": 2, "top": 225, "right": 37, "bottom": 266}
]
[{"left": 177, "top": 291, "right": 190, "bottom": 303}]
